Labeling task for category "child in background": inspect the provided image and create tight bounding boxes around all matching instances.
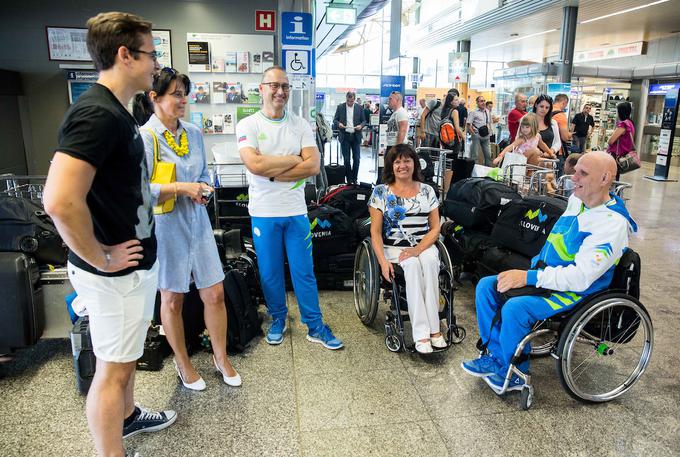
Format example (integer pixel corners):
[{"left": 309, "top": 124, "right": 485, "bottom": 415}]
[
  {"left": 493, "top": 113, "right": 553, "bottom": 166},
  {"left": 561, "top": 153, "right": 582, "bottom": 197}
]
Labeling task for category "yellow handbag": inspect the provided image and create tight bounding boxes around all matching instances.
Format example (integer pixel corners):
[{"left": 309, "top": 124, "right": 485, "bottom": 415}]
[{"left": 144, "top": 129, "right": 176, "bottom": 215}]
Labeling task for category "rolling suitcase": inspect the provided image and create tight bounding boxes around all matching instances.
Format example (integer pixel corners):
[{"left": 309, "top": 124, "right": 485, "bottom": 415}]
[
  {"left": 70, "top": 316, "right": 96, "bottom": 394},
  {"left": 325, "top": 141, "right": 346, "bottom": 186},
  {"left": 0, "top": 252, "right": 44, "bottom": 353}
]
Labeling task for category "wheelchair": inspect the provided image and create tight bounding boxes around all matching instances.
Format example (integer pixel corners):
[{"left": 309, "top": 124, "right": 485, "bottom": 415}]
[
  {"left": 353, "top": 237, "right": 466, "bottom": 353},
  {"left": 480, "top": 248, "right": 653, "bottom": 410}
]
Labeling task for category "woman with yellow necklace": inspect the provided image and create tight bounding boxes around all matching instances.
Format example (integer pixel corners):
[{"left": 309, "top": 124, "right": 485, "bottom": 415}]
[{"left": 134, "top": 68, "right": 241, "bottom": 390}]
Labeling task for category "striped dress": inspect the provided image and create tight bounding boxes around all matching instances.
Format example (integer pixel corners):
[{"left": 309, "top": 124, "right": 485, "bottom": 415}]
[{"left": 369, "top": 183, "right": 439, "bottom": 262}]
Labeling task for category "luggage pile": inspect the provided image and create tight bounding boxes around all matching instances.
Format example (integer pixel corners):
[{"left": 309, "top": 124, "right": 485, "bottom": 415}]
[{"left": 441, "top": 177, "right": 567, "bottom": 279}]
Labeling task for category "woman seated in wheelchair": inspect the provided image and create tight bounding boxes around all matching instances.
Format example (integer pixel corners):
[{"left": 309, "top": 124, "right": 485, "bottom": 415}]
[{"left": 368, "top": 144, "right": 445, "bottom": 354}]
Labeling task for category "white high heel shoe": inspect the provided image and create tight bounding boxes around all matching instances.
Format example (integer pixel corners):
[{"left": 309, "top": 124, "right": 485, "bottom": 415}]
[
  {"left": 173, "top": 359, "right": 206, "bottom": 391},
  {"left": 213, "top": 355, "right": 242, "bottom": 387}
]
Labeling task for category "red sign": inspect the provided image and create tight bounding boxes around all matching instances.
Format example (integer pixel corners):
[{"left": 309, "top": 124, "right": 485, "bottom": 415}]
[{"left": 255, "top": 10, "right": 276, "bottom": 32}]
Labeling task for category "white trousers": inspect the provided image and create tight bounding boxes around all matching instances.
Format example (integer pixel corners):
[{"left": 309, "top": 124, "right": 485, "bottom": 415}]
[{"left": 398, "top": 245, "right": 441, "bottom": 342}]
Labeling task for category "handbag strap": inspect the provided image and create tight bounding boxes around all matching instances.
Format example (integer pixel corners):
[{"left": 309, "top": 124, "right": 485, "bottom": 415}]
[{"left": 142, "top": 128, "right": 160, "bottom": 181}]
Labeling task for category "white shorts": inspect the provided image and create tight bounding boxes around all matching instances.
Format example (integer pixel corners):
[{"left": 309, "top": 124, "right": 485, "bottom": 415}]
[{"left": 67, "top": 261, "right": 159, "bottom": 363}]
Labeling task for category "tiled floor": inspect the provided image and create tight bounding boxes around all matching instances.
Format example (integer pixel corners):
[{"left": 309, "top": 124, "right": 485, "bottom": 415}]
[{"left": 1, "top": 156, "right": 679, "bottom": 456}]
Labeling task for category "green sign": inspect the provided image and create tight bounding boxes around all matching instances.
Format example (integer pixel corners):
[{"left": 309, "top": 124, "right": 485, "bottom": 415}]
[{"left": 237, "top": 106, "right": 260, "bottom": 122}]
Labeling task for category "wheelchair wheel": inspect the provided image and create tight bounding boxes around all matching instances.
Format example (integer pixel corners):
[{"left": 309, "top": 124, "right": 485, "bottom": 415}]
[
  {"left": 520, "top": 386, "right": 534, "bottom": 411},
  {"left": 353, "top": 239, "right": 380, "bottom": 326},
  {"left": 555, "top": 294, "right": 653, "bottom": 403},
  {"left": 385, "top": 334, "right": 402, "bottom": 352},
  {"left": 529, "top": 321, "right": 558, "bottom": 356}
]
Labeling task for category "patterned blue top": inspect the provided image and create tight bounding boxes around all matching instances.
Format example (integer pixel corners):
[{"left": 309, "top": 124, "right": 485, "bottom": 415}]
[{"left": 141, "top": 114, "right": 224, "bottom": 293}]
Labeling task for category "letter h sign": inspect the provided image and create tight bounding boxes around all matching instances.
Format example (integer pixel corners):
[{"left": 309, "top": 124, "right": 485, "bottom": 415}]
[{"left": 256, "top": 10, "right": 276, "bottom": 32}]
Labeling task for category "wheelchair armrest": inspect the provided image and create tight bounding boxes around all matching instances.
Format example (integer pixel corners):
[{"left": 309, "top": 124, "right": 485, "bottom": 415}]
[{"left": 500, "top": 285, "right": 554, "bottom": 300}]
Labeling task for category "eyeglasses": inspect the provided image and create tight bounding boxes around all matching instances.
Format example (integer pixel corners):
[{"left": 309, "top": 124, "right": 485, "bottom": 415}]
[
  {"left": 129, "top": 48, "right": 159, "bottom": 62},
  {"left": 261, "top": 82, "right": 291, "bottom": 92}
]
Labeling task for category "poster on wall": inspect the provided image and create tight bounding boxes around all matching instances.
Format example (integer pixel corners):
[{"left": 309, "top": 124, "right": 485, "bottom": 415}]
[
  {"left": 67, "top": 70, "right": 98, "bottom": 104},
  {"left": 188, "top": 41, "right": 210, "bottom": 72},
  {"left": 237, "top": 51, "right": 250, "bottom": 73},
  {"left": 237, "top": 106, "right": 260, "bottom": 122},
  {"left": 152, "top": 29, "right": 172, "bottom": 68},
  {"left": 190, "top": 81, "right": 210, "bottom": 103},
  {"left": 47, "top": 27, "right": 90, "bottom": 61}
]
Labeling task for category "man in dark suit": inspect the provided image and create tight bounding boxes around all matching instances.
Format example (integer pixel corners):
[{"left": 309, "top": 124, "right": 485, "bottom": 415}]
[{"left": 333, "top": 91, "right": 365, "bottom": 183}]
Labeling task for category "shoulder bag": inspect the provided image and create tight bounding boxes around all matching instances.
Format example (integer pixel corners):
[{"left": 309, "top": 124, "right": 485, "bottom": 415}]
[
  {"left": 144, "top": 129, "right": 177, "bottom": 214},
  {"left": 616, "top": 124, "right": 641, "bottom": 174}
]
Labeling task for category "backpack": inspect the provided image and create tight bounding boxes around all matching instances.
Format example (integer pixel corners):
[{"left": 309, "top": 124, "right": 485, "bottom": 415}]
[
  {"left": 224, "top": 268, "right": 262, "bottom": 354},
  {"left": 439, "top": 108, "right": 460, "bottom": 149},
  {"left": 0, "top": 195, "right": 68, "bottom": 265}
]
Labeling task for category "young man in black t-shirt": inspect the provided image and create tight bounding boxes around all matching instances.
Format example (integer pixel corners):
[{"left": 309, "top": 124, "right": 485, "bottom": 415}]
[
  {"left": 43, "top": 12, "right": 175, "bottom": 456},
  {"left": 570, "top": 104, "right": 595, "bottom": 153}
]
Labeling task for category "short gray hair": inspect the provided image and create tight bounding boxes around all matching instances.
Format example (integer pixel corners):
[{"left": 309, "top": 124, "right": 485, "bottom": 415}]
[{"left": 262, "top": 65, "right": 286, "bottom": 82}]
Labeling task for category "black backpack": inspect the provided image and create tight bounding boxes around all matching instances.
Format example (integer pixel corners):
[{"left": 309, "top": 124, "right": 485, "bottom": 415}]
[
  {"left": 224, "top": 268, "right": 262, "bottom": 354},
  {"left": 491, "top": 196, "right": 567, "bottom": 258},
  {"left": 0, "top": 196, "right": 68, "bottom": 265},
  {"left": 443, "top": 178, "right": 520, "bottom": 231},
  {"left": 307, "top": 204, "right": 356, "bottom": 257}
]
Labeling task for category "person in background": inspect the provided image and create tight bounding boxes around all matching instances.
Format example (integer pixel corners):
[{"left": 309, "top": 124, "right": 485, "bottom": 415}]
[
  {"left": 532, "top": 94, "right": 562, "bottom": 158},
  {"left": 552, "top": 93, "right": 572, "bottom": 160},
  {"left": 363, "top": 100, "right": 373, "bottom": 147},
  {"left": 43, "top": 12, "right": 176, "bottom": 457},
  {"left": 387, "top": 91, "right": 409, "bottom": 146},
  {"left": 486, "top": 100, "right": 500, "bottom": 143},
  {"left": 561, "top": 152, "right": 582, "bottom": 197},
  {"left": 369, "top": 144, "right": 445, "bottom": 354},
  {"left": 236, "top": 66, "right": 343, "bottom": 350},
  {"left": 527, "top": 94, "right": 537, "bottom": 112},
  {"left": 570, "top": 103, "right": 595, "bottom": 153},
  {"left": 507, "top": 93, "right": 528, "bottom": 141},
  {"left": 456, "top": 95, "right": 468, "bottom": 155},
  {"left": 134, "top": 68, "right": 241, "bottom": 392},
  {"left": 493, "top": 113, "right": 554, "bottom": 166},
  {"left": 333, "top": 91, "right": 365, "bottom": 184},
  {"left": 420, "top": 96, "right": 443, "bottom": 149},
  {"left": 467, "top": 95, "right": 493, "bottom": 165},
  {"left": 607, "top": 101, "right": 636, "bottom": 181}
]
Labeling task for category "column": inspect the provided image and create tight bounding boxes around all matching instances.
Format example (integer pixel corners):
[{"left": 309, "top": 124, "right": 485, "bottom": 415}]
[{"left": 558, "top": 6, "right": 578, "bottom": 83}]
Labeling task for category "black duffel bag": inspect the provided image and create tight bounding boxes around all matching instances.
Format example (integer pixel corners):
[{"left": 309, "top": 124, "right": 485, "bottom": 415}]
[
  {"left": 319, "top": 183, "right": 373, "bottom": 220},
  {"left": 491, "top": 195, "right": 567, "bottom": 258},
  {"left": 0, "top": 195, "right": 68, "bottom": 265},
  {"left": 476, "top": 245, "right": 532, "bottom": 278},
  {"left": 307, "top": 204, "right": 356, "bottom": 258},
  {"left": 443, "top": 178, "right": 520, "bottom": 231}
]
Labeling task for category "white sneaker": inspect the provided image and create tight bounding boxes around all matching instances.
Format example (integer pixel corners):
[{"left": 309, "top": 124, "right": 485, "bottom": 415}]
[
  {"left": 431, "top": 335, "right": 447, "bottom": 349},
  {"left": 415, "top": 340, "right": 433, "bottom": 354}
]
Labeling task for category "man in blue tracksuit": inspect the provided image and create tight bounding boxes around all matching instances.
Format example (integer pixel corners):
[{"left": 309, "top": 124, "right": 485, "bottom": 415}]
[
  {"left": 236, "top": 66, "right": 342, "bottom": 349},
  {"left": 462, "top": 151, "right": 637, "bottom": 392}
]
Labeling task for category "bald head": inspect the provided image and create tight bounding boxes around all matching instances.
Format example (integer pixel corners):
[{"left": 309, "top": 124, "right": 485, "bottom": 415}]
[
  {"left": 584, "top": 151, "right": 617, "bottom": 184},
  {"left": 572, "top": 151, "right": 618, "bottom": 207}
]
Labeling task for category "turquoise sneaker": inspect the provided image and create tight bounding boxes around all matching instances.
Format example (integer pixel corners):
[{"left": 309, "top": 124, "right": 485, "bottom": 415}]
[
  {"left": 265, "top": 318, "right": 286, "bottom": 345},
  {"left": 306, "top": 324, "right": 343, "bottom": 350},
  {"left": 461, "top": 355, "right": 501, "bottom": 378}
]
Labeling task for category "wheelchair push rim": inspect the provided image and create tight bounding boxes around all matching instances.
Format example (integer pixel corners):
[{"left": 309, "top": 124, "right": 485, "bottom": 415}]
[
  {"left": 557, "top": 296, "right": 654, "bottom": 403},
  {"left": 353, "top": 239, "right": 380, "bottom": 326}
]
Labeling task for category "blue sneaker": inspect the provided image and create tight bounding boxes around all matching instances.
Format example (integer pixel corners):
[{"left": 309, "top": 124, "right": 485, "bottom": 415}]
[
  {"left": 461, "top": 355, "right": 501, "bottom": 378},
  {"left": 484, "top": 373, "right": 525, "bottom": 394},
  {"left": 266, "top": 318, "right": 286, "bottom": 345},
  {"left": 306, "top": 324, "right": 343, "bottom": 350}
]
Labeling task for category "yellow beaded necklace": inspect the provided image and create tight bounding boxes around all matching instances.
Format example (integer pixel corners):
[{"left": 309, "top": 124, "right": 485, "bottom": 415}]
[{"left": 163, "top": 130, "right": 189, "bottom": 157}]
